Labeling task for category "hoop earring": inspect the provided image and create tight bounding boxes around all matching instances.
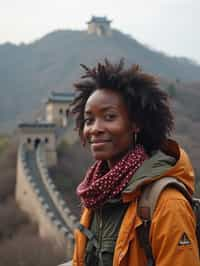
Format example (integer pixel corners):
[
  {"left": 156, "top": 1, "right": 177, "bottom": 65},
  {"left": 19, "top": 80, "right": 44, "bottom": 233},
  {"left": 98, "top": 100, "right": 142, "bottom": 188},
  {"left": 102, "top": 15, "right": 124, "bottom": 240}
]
[{"left": 134, "top": 132, "right": 138, "bottom": 145}]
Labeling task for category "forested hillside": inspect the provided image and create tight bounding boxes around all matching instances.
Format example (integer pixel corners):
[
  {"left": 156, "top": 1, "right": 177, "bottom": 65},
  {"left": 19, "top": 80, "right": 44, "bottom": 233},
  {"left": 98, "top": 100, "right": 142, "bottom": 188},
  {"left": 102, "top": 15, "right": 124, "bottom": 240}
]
[{"left": 0, "top": 29, "right": 200, "bottom": 130}]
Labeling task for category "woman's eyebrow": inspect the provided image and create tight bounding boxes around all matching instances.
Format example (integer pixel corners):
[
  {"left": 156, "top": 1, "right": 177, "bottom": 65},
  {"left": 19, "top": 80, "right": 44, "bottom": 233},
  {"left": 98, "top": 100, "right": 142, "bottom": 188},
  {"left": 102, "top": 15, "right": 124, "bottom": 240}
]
[
  {"left": 84, "top": 110, "right": 92, "bottom": 115},
  {"left": 101, "top": 106, "right": 116, "bottom": 111},
  {"left": 85, "top": 105, "right": 117, "bottom": 113}
]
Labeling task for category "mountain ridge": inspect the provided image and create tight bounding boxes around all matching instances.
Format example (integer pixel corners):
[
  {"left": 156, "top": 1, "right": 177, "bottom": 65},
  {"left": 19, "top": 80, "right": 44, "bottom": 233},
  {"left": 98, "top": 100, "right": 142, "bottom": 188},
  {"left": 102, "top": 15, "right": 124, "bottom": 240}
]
[{"left": 0, "top": 29, "right": 200, "bottom": 130}]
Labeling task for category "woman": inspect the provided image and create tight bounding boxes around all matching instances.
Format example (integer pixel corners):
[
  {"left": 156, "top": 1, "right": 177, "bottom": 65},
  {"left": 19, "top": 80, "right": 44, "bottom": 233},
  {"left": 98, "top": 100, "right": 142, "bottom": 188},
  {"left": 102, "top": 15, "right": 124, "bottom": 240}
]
[{"left": 71, "top": 60, "right": 199, "bottom": 266}]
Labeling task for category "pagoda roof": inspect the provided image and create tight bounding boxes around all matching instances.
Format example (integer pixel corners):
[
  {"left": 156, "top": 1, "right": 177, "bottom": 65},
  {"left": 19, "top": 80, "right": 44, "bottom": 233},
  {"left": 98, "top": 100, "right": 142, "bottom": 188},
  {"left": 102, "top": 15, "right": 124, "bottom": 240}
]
[
  {"left": 87, "top": 16, "right": 112, "bottom": 24},
  {"left": 46, "top": 91, "right": 75, "bottom": 103},
  {"left": 18, "top": 121, "right": 56, "bottom": 129}
]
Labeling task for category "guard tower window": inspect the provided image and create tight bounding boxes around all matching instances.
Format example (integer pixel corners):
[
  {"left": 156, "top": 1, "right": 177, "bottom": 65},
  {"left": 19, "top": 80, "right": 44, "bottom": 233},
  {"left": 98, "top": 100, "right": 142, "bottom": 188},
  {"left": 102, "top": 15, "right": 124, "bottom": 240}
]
[
  {"left": 34, "top": 138, "right": 41, "bottom": 149},
  {"left": 66, "top": 109, "right": 69, "bottom": 117},
  {"left": 45, "top": 137, "right": 49, "bottom": 144},
  {"left": 27, "top": 138, "right": 32, "bottom": 144}
]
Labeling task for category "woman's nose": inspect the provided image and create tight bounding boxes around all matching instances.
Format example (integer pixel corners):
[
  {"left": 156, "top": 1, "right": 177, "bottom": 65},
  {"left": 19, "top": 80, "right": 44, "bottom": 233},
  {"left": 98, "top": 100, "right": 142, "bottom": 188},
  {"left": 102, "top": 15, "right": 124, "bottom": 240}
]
[{"left": 90, "top": 119, "right": 104, "bottom": 134}]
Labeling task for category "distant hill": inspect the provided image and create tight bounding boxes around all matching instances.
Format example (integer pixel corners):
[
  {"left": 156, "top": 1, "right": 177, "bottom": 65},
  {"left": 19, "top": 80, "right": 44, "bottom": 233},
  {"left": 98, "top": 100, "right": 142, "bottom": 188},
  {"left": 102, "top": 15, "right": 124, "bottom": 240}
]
[{"left": 0, "top": 29, "right": 200, "bottom": 130}]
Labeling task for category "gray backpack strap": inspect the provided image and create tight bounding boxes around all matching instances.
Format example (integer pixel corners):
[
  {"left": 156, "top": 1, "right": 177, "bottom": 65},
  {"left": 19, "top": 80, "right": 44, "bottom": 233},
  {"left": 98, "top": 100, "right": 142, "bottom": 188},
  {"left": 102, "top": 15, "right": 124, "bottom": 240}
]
[
  {"left": 138, "top": 177, "right": 191, "bottom": 219},
  {"left": 137, "top": 177, "right": 192, "bottom": 266},
  {"left": 77, "top": 223, "right": 104, "bottom": 266}
]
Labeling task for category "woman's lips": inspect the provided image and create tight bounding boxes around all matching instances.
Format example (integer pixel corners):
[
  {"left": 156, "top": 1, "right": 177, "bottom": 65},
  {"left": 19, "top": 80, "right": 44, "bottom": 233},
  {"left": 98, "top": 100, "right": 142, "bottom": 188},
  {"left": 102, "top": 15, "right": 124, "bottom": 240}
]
[{"left": 89, "top": 139, "right": 111, "bottom": 149}]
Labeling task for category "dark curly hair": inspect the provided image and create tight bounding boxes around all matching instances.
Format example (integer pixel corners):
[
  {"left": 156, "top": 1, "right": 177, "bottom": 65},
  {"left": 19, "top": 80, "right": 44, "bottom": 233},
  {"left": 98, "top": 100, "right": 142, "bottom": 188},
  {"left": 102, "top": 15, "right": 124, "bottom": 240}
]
[{"left": 71, "top": 59, "right": 174, "bottom": 154}]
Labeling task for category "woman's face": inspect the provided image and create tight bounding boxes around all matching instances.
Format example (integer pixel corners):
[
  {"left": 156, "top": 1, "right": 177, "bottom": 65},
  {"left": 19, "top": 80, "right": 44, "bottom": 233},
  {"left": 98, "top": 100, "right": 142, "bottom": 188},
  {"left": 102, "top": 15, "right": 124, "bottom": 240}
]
[{"left": 83, "top": 89, "right": 137, "bottom": 168}]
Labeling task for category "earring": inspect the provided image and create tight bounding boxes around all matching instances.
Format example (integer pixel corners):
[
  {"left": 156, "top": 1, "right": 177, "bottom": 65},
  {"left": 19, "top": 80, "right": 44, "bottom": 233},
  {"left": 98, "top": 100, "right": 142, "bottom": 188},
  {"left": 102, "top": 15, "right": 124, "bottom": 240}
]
[{"left": 134, "top": 132, "right": 138, "bottom": 145}]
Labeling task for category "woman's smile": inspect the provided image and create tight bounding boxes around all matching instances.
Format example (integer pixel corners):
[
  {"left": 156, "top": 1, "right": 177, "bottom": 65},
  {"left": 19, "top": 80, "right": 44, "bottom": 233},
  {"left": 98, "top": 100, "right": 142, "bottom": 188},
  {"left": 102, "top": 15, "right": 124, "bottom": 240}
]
[
  {"left": 89, "top": 138, "right": 112, "bottom": 144},
  {"left": 90, "top": 139, "right": 112, "bottom": 150}
]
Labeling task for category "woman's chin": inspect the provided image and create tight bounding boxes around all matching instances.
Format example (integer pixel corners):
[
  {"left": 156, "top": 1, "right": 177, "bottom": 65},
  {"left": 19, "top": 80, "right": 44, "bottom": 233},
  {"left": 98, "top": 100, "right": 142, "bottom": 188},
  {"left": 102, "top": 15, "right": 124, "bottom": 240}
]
[{"left": 91, "top": 151, "right": 109, "bottom": 161}]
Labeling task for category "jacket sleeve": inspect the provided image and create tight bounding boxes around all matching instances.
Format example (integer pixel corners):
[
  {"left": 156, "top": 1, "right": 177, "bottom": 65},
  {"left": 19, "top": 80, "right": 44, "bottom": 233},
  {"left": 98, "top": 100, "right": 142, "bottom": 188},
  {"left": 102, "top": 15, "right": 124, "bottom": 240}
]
[{"left": 150, "top": 187, "right": 200, "bottom": 266}]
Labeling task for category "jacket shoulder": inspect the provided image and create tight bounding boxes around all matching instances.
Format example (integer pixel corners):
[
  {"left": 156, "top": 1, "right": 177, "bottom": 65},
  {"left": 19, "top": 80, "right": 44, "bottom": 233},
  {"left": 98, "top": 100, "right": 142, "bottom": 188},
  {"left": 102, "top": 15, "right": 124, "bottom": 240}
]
[
  {"left": 157, "top": 186, "right": 190, "bottom": 202},
  {"left": 150, "top": 187, "right": 199, "bottom": 266}
]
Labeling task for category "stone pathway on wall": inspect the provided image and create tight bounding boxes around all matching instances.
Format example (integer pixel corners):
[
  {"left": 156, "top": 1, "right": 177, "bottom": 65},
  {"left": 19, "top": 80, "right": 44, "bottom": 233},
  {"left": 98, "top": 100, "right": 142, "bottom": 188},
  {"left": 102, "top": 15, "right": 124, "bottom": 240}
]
[{"left": 26, "top": 149, "right": 72, "bottom": 231}]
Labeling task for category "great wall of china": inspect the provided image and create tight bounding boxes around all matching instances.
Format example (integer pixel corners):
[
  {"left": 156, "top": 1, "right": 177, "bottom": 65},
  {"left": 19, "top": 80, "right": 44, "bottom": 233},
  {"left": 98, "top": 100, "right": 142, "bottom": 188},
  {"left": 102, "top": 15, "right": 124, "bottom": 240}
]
[
  {"left": 13, "top": 17, "right": 114, "bottom": 265},
  {"left": 15, "top": 92, "right": 77, "bottom": 264}
]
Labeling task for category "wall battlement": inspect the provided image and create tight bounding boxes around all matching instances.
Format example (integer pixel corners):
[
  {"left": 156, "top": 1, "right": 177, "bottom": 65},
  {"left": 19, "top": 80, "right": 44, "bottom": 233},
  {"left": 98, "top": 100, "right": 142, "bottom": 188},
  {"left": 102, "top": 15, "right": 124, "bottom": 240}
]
[{"left": 16, "top": 143, "right": 78, "bottom": 259}]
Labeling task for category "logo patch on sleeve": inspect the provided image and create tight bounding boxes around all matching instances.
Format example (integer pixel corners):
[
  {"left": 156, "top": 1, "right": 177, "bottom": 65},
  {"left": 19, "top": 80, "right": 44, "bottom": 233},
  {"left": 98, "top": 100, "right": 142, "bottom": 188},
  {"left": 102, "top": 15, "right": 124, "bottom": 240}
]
[{"left": 178, "top": 233, "right": 191, "bottom": 246}]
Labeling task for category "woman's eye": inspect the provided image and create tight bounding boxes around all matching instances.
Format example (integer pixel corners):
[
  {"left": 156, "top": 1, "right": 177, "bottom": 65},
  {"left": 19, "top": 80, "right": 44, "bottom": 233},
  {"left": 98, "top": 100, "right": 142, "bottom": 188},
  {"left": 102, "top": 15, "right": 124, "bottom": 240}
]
[
  {"left": 84, "top": 117, "right": 93, "bottom": 125},
  {"left": 105, "top": 114, "right": 116, "bottom": 121}
]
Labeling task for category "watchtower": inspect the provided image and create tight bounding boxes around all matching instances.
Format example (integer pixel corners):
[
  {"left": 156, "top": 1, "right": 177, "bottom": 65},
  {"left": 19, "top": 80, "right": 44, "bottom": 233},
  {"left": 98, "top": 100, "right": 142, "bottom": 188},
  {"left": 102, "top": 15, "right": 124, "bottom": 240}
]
[
  {"left": 45, "top": 92, "right": 74, "bottom": 128},
  {"left": 87, "top": 16, "right": 112, "bottom": 36},
  {"left": 18, "top": 122, "right": 57, "bottom": 166}
]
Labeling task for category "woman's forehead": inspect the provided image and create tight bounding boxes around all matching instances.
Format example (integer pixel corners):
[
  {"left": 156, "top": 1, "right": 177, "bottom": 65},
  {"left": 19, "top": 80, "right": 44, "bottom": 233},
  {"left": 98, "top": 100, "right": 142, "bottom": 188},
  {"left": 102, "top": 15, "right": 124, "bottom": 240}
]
[{"left": 85, "top": 89, "right": 125, "bottom": 111}]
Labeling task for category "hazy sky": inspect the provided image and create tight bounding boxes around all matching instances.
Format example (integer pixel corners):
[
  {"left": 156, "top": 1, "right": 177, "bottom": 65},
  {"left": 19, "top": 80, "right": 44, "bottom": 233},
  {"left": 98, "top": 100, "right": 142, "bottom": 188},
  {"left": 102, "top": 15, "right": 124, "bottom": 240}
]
[{"left": 1, "top": 0, "right": 199, "bottom": 63}]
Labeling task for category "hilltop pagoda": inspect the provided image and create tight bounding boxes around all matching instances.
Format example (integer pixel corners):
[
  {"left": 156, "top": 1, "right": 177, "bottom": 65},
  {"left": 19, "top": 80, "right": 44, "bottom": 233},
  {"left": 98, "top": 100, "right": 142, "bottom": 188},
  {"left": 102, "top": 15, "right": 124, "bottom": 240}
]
[{"left": 87, "top": 16, "right": 112, "bottom": 36}]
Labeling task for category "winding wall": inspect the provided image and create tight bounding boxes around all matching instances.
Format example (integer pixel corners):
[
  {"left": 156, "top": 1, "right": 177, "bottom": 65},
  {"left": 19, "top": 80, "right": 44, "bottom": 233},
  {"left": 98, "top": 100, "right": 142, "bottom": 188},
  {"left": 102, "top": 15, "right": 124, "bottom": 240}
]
[{"left": 16, "top": 143, "right": 78, "bottom": 258}]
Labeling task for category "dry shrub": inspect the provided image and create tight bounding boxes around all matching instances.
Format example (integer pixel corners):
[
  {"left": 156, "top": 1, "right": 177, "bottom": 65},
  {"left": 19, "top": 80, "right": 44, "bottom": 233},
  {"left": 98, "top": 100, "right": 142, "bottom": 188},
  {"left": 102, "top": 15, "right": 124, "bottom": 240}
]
[
  {"left": 0, "top": 198, "right": 30, "bottom": 240},
  {"left": 50, "top": 140, "right": 92, "bottom": 215},
  {"left": 0, "top": 140, "right": 17, "bottom": 168},
  {"left": 56, "top": 140, "right": 92, "bottom": 182},
  {"left": 0, "top": 141, "right": 17, "bottom": 200},
  {"left": 0, "top": 234, "right": 66, "bottom": 266},
  {"left": 16, "top": 222, "right": 38, "bottom": 236},
  {"left": 0, "top": 169, "right": 16, "bottom": 201}
]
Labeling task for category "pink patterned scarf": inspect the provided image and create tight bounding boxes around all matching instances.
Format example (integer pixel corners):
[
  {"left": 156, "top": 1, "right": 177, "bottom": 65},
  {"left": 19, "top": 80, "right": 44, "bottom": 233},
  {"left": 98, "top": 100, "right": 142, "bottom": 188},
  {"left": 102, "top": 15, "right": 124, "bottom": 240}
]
[{"left": 77, "top": 145, "right": 148, "bottom": 209}]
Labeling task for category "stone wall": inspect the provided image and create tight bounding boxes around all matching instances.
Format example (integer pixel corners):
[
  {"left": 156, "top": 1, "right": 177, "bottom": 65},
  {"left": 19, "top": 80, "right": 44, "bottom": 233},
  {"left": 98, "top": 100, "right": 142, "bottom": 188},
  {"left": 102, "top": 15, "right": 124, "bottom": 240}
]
[
  {"left": 16, "top": 144, "right": 77, "bottom": 258},
  {"left": 36, "top": 144, "right": 78, "bottom": 232}
]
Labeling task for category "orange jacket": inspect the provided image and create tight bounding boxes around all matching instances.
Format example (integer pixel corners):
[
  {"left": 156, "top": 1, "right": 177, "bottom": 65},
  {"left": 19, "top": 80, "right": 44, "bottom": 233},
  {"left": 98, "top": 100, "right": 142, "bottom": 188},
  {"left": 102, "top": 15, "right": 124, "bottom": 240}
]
[{"left": 73, "top": 140, "right": 200, "bottom": 266}]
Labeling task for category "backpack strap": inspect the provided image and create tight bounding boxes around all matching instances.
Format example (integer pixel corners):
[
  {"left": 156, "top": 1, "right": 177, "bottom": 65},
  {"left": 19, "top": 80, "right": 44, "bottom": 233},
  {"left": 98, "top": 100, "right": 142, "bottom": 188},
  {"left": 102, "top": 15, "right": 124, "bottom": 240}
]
[
  {"left": 192, "top": 198, "right": 200, "bottom": 256},
  {"left": 137, "top": 177, "right": 192, "bottom": 266},
  {"left": 138, "top": 177, "right": 192, "bottom": 219},
  {"left": 77, "top": 223, "right": 104, "bottom": 266}
]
